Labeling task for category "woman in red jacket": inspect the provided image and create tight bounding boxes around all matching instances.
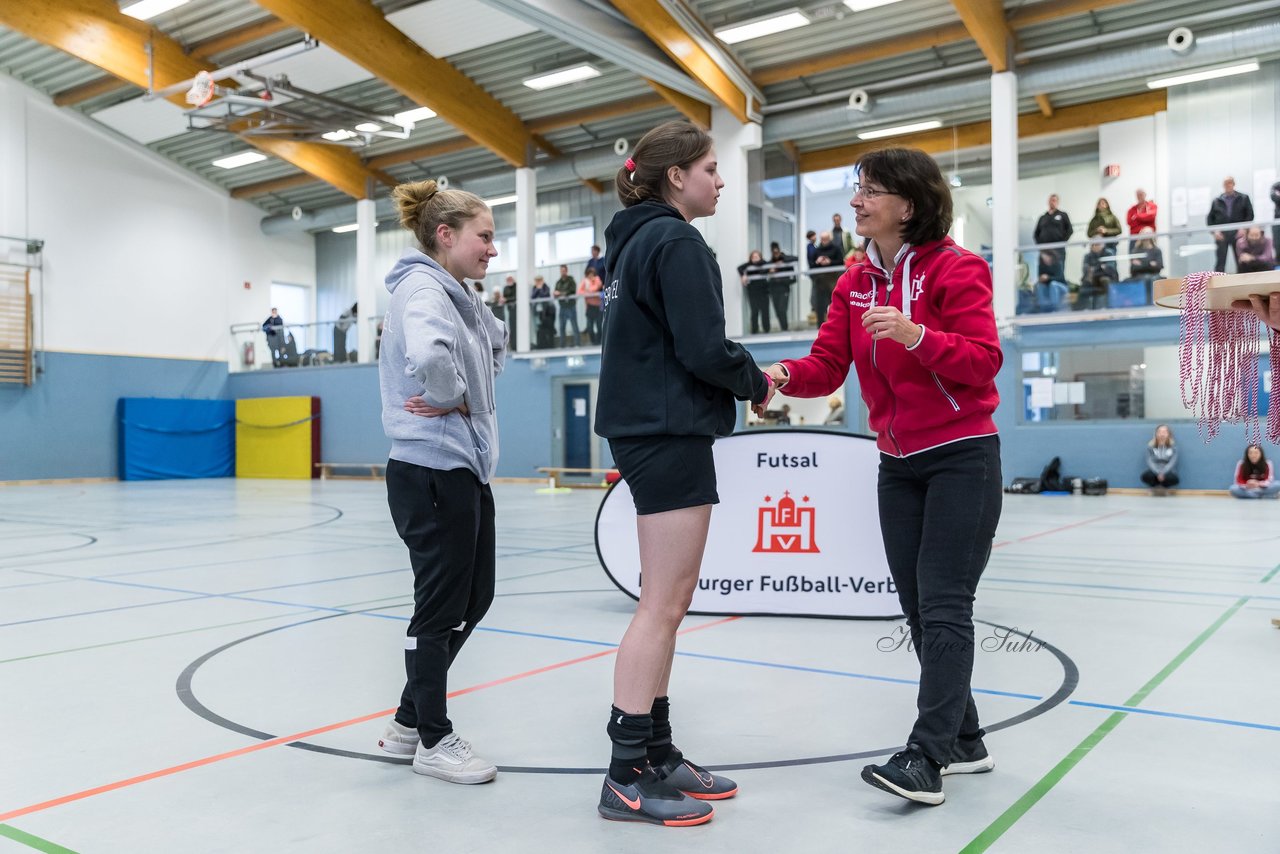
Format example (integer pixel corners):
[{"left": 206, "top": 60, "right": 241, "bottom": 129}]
[{"left": 766, "top": 147, "right": 1002, "bottom": 806}]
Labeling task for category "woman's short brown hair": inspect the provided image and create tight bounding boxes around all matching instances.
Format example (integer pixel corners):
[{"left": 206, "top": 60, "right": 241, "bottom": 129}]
[
  {"left": 856, "top": 147, "right": 953, "bottom": 246},
  {"left": 616, "top": 121, "right": 714, "bottom": 208},
  {"left": 392, "top": 179, "right": 488, "bottom": 253}
]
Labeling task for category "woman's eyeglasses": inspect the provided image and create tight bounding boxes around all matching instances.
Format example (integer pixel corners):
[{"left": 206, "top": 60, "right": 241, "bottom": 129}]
[{"left": 851, "top": 183, "right": 898, "bottom": 200}]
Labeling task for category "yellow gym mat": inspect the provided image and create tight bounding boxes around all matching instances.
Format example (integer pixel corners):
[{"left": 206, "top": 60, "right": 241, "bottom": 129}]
[{"left": 235, "top": 396, "right": 320, "bottom": 479}]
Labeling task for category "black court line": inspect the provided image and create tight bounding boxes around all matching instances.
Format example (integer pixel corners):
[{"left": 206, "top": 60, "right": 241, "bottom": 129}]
[{"left": 176, "top": 615, "right": 1077, "bottom": 775}]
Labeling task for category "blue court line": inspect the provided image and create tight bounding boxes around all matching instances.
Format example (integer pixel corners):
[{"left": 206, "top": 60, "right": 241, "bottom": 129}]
[
  {"left": 983, "top": 576, "right": 1280, "bottom": 602},
  {"left": 1068, "top": 701, "right": 1280, "bottom": 732}
]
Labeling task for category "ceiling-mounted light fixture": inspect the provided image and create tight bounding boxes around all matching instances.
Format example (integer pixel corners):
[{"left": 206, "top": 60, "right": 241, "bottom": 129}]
[
  {"left": 485, "top": 195, "right": 519, "bottom": 207},
  {"left": 211, "top": 151, "right": 267, "bottom": 169},
  {"left": 323, "top": 129, "right": 357, "bottom": 142},
  {"left": 332, "top": 223, "right": 360, "bottom": 233},
  {"left": 120, "top": 0, "right": 190, "bottom": 21},
  {"left": 1146, "top": 60, "right": 1259, "bottom": 89},
  {"left": 843, "top": 0, "right": 905, "bottom": 11},
  {"left": 523, "top": 64, "right": 601, "bottom": 91},
  {"left": 354, "top": 122, "right": 382, "bottom": 133},
  {"left": 857, "top": 120, "right": 942, "bottom": 140},
  {"left": 714, "top": 9, "right": 810, "bottom": 44},
  {"left": 393, "top": 106, "right": 437, "bottom": 128}
]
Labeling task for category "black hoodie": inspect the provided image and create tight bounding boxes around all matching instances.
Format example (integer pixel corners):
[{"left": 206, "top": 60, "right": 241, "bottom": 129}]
[{"left": 595, "top": 200, "right": 767, "bottom": 439}]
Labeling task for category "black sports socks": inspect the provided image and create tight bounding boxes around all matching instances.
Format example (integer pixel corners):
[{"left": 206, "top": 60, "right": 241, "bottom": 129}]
[{"left": 607, "top": 707, "right": 652, "bottom": 784}]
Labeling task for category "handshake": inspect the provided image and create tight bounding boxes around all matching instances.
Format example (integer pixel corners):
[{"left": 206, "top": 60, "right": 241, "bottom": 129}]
[{"left": 753, "top": 363, "right": 789, "bottom": 418}]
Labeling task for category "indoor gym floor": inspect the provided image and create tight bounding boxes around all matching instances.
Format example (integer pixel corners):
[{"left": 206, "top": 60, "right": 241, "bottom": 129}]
[{"left": 0, "top": 479, "right": 1276, "bottom": 853}]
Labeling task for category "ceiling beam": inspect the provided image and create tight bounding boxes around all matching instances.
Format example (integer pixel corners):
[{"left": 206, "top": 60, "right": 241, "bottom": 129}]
[
  {"left": 609, "top": 0, "right": 755, "bottom": 124},
  {"left": 646, "top": 80, "right": 711, "bottom": 129},
  {"left": 0, "top": 0, "right": 386, "bottom": 199},
  {"left": 1034, "top": 93, "right": 1054, "bottom": 118},
  {"left": 754, "top": 0, "right": 1140, "bottom": 87},
  {"left": 51, "top": 16, "right": 294, "bottom": 108},
  {"left": 235, "top": 95, "right": 679, "bottom": 199},
  {"left": 527, "top": 94, "right": 668, "bottom": 134},
  {"left": 188, "top": 17, "right": 293, "bottom": 61},
  {"left": 1007, "top": 0, "right": 1139, "bottom": 28},
  {"left": 950, "top": 0, "right": 1015, "bottom": 71},
  {"left": 796, "top": 90, "right": 1166, "bottom": 173},
  {"left": 230, "top": 172, "right": 317, "bottom": 200},
  {"left": 53, "top": 74, "right": 132, "bottom": 107},
  {"left": 252, "top": 0, "right": 535, "bottom": 168}
]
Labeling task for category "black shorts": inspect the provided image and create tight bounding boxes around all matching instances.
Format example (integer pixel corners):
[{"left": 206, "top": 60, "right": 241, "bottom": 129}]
[{"left": 607, "top": 435, "right": 718, "bottom": 515}]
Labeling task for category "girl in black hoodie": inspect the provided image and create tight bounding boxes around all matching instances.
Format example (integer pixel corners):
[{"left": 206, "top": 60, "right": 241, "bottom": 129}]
[{"left": 594, "top": 121, "right": 772, "bottom": 827}]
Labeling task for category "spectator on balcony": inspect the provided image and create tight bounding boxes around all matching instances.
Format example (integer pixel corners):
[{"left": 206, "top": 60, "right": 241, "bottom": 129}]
[
  {"left": 1126, "top": 189, "right": 1157, "bottom": 236},
  {"left": 1129, "top": 227, "right": 1163, "bottom": 280},
  {"left": 1271, "top": 179, "right": 1280, "bottom": 254},
  {"left": 832, "top": 212, "right": 854, "bottom": 256},
  {"left": 554, "top": 264, "right": 581, "bottom": 347},
  {"left": 1208, "top": 176, "right": 1254, "bottom": 272},
  {"left": 738, "top": 249, "right": 771, "bottom": 334},
  {"left": 805, "top": 229, "right": 818, "bottom": 266},
  {"left": 1034, "top": 194, "right": 1072, "bottom": 278},
  {"left": 1032, "top": 250, "right": 1069, "bottom": 313},
  {"left": 767, "top": 242, "right": 798, "bottom": 332},
  {"left": 531, "top": 275, "right": 555, "bottom": 350},
  {"left": 1087, "top": 198, "right": 1122, "bottom": 240},
  {"left": 579, "top": 267, "right": 604, "bottom": 345},
  {"left": 502, "top": 275, "right": 518, "bottom": 349},
  {"left": 262, "top": 307, "right": 285, "bottom": 367},
  {"left": 1235, "top": 226, "right": 1275, "bottom": 273},
  {"left": 809, "top": 231, "right": 844, "bottom": 325},
  {"left": 585, "top": 244, "right": 607, "bottom": 280},
  {"left": 1078, "top": 233, "right": 1117, "bottom": 311}
]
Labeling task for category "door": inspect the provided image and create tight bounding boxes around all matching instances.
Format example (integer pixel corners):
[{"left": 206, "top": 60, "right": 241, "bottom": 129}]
[{"left": 563, "top": 383, "right": 592, "bottom": 470}]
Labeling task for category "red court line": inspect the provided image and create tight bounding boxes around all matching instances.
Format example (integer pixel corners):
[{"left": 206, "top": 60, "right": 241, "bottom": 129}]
[
  {"left": 0, "top": 616, "right": 740, "bottom": 824},
  {"left": 992, "top": 510, "right": 1129, "bottom": 550}
]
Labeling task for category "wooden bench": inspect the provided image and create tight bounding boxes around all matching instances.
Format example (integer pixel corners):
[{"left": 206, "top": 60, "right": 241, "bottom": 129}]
[
  {"left": 1107, "top": 487, "right": 1228, "bottom": 497},
  {"left": 315, "top": 462, "right": 386, "bottom": 480},
  {"left": 535, "top": 466, "right": 617, "bottom": 491}
]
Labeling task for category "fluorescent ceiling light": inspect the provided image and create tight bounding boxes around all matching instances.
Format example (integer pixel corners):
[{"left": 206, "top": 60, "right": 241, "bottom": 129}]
[
  {"left": 715, "top": 10, "right": 809, "bottom": 45},
  {"left": 120, "top": 0, "right": 189, "bottom": 20},
  {"left": 354, "top": 122, "right": 382, "bottom": 133},
  {"left": 1146, "top": 60, "right": 1260, "bottom": 89},
  {"left": 523, "top": 64, "right": 601, "bottom": 91},
  {"left": 323, "top": 129, "right": 357, "bottom": 141},
  {"left": 332, "top": 224, "right": 360, "bottom": 233},
  {"left": 393, "top": 106, "right": 437, "bottom": 127},
  {"left": 857, "top": 120, "right": 943, "bottom": 140},
  {"left": 485, "top": 194, "right": 519, "bottom": 207},
  {"left": 211, "top": 151, "right": 268, "bottom": 169},
  {"left": 843, "top": 0, "right": 905, "bottom": 11}
]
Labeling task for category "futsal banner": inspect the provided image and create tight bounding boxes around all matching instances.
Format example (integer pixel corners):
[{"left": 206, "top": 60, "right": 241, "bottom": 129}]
[{"left": 595, "top": 430, "right": 900, "bottom": 619}]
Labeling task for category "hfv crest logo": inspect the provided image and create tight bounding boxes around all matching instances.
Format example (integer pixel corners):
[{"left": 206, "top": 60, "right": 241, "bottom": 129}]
[{"left": 753, "top": 491, "right": 819, "bottom": 554}]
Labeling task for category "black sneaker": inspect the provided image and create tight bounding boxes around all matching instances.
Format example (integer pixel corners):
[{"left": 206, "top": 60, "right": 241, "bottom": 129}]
[
  {"left": 598, "top": 767, "right": 714, "bottom": 826},
  {"left": 941, "top": 737, "right": 995, "bottom": 776},
  {"left": 654, "top": 751, "right": 738, "bottom": 800},
  {"left": 861, "top": 745, "right": 944, "bottom": 805}
]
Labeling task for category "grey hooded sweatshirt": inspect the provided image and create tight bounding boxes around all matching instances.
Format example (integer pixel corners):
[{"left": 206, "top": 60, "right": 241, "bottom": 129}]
[{"left": 380, "top": 249, "right": 507, "bottom": 482}]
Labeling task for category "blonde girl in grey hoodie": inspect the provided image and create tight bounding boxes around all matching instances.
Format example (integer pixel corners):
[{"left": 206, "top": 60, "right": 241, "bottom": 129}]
[{"left": 374, "top": 180, "right": 507, "bottom": 785}]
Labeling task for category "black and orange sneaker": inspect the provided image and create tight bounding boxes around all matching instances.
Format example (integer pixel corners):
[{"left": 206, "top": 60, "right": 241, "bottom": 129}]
[
  {"left": 655, "top": 752, "right": 738, "bottom": 800},
  {"left": 598, "top": 768, "right": 714, "bottom": 826},
  {"left": 861, "top": 744, "right": 944, "bottom": 805}
]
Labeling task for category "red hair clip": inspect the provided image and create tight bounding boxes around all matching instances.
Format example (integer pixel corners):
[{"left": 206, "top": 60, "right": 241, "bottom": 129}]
[{"left": 624, "top": 157, "right": 636, "bottom": 173}]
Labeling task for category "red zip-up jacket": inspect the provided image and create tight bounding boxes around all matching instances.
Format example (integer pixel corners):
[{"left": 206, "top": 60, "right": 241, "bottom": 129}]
[{"left": 779, "top": 236, "right": 1002, "bottom": 457}]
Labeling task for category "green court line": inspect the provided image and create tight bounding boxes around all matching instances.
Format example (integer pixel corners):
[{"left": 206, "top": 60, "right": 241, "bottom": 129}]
[
  {"left": 1260, "top": 564, "right": 1280, "bottom": 584},
  {"left": 0, "top": 823, "right": 79, "bottom": 853},
  {"left": 960, "top": 591, "right": 1254, "bottom": 853}
]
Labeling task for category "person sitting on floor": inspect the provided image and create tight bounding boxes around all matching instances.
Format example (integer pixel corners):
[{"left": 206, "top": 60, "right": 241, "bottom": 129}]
[
  {"left": 1229, "top": 444, "right": 1280, "bottom": 499},
  {"left": 1140, "top": 424, "right": 1179, "bottom": 494}
]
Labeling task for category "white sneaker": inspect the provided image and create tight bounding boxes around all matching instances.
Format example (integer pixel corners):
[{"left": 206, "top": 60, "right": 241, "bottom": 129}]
[
  {"left": 377, "top": 719, "right": 419, "bottom": 756},
  {"left": 413, "top": 732, "right": 497, "bottom": 784}
]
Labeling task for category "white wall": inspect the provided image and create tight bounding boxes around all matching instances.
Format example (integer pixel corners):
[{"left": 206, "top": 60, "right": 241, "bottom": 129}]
[
  {"left": 0, "top": 75, "right": 315, "bottom": 365},
  {"left": 1098, "top": 115, "right": 1161, "bottom": 233}
]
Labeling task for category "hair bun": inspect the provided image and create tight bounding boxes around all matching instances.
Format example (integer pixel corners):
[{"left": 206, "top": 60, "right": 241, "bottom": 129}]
[{"left": 393, "top": 179, "right": 440, "bottom": 233}]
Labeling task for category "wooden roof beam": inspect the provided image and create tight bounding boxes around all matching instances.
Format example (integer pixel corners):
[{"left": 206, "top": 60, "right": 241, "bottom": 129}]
[
  {"left": 754, "top": 0, "right": 1140, "bottom": 87},
  {"left": 949, "top": 0, "right": 1015, "bottom": 71},
  {"left": 609, "top": 0, "right": 754, "bottom": 124},
  {"left": 796, "top": 90, "right": 1166, "bottom": 173},
  {"left": 0, "top": 0, "right": 386, "bottom": 199},
  {"left": 646, "top": 79, "right": 711, "bottom": 129},
  {"left": 252, "top": 0, "right": 536, "bottom": 167}
]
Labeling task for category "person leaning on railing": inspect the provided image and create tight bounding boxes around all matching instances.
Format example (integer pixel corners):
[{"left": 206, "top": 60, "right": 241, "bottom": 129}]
[
  {"left": 1234, "top": 226, "right": 1275, "bottom": 273},
  {"left": 766, "top": 242, "right": 798, "bottom": 332},
  {"left": 737, "top": 249, "right": 772, "bottom": 334}
]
